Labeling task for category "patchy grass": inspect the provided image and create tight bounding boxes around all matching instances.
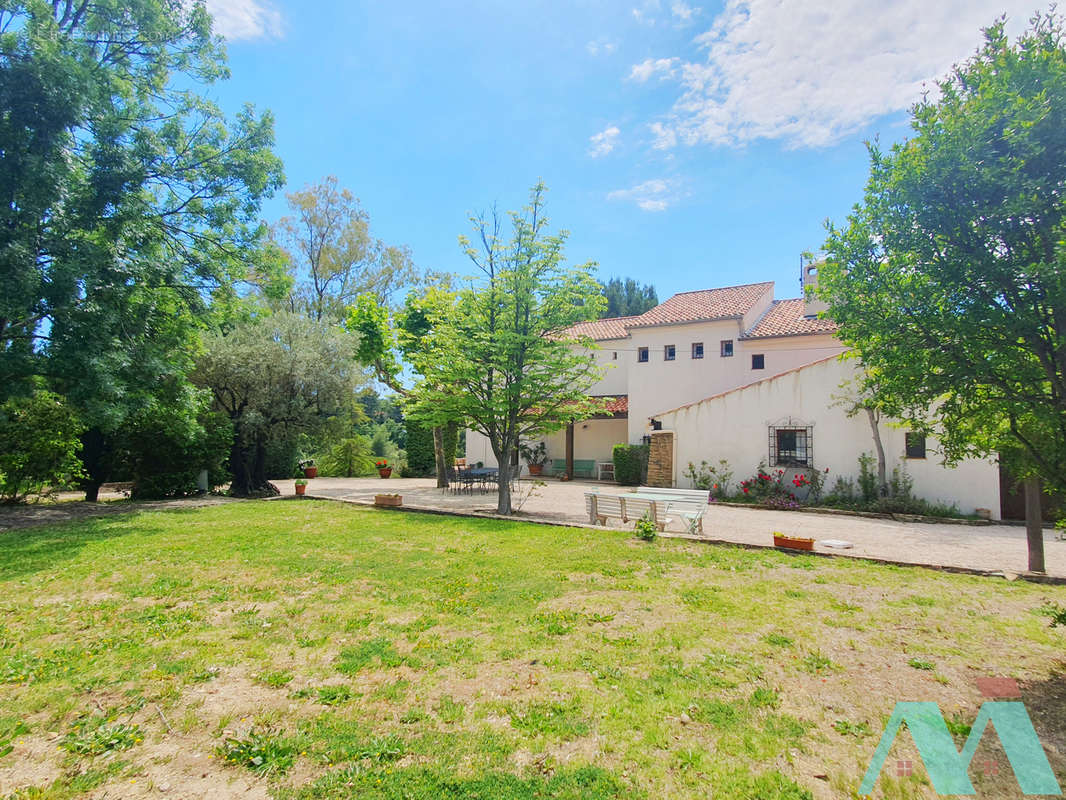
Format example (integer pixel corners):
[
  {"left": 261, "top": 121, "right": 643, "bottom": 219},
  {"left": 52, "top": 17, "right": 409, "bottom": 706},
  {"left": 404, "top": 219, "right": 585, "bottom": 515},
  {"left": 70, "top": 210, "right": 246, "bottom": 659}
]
[{"left": 0, "top": 499, "right": 1063, "bottom": 799}]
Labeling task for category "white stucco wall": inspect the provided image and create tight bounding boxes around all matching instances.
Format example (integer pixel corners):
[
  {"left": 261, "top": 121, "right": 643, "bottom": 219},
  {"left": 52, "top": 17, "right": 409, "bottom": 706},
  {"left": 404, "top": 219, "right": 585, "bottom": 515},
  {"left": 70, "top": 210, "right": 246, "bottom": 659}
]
[
  {"left": 656, "top": 356, "right": 1001, "bottom": 518},
  {"left": 626, "top": 321, "right": 845, "bottom": 442},
  {"left": 583, "top": 339, "right": 629, "bottom": 396},
  {"left": 465, "top": 418, "right": 628, "bottom": 476}
]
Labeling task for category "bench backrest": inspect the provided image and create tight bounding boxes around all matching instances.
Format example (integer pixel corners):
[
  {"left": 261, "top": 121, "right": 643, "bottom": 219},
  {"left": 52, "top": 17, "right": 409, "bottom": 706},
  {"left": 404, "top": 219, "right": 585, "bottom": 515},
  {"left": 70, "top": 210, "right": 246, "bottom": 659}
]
[
  {"left": 637, "top": 486, "right": 709, "bottom": 497},
  {"left": 585, "top": 492, "right": 666, "bottom": 523}
]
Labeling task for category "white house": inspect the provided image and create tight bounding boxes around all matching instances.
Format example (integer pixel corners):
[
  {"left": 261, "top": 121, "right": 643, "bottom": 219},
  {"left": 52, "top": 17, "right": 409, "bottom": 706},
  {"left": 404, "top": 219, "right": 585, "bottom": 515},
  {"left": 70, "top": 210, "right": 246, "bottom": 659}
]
[{"left": 465, "top": 267, "right": 1002, "bottom": 517}]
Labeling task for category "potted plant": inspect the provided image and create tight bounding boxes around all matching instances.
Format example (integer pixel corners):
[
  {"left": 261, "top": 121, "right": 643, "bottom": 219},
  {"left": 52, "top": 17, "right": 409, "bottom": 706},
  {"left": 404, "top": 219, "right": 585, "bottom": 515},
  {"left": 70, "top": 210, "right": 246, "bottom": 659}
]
[
  {"left": 772, "top": 531, "right": 815, "bottom": 551},
  {"left": 295, "top": 478, "right": 308, "bottom": 496},
  {"left": 299, "top": 458, "right": 317, "bottom": 479},
  {"left": 374, "top": 492, "right": 402, "bottom": 507},
  {"left": 520, "top": 442, "right": 548, "bottom": 476},
  {"left": 376, "top": 459, "right": 392, "bottom": 479}
]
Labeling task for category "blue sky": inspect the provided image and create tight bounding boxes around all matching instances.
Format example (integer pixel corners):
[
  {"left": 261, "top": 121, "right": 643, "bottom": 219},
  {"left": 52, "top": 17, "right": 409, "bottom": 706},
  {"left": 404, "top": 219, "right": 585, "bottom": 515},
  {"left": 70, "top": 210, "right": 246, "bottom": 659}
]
[{"left": 205, "top": 0, "right": 1040, "bottom": 302}]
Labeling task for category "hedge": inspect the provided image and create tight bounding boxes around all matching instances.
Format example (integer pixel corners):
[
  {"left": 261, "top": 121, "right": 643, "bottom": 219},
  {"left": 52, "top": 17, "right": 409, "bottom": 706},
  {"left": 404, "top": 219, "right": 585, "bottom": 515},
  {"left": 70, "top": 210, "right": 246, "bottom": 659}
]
[{"left": 612, "top": 443, "right": 648, "bottom": 486}]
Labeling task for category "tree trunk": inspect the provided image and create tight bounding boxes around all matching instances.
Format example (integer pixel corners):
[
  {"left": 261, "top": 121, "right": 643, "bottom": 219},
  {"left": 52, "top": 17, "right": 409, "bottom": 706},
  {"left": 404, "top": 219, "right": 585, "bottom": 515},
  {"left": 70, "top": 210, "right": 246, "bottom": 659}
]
[
  {"left": 491, "top": 441, "right": 513, "bottom": 515},
  {"left": 228, "top": 436, "right": 253, "bottom": 497},
  {"left": 1024, "top": 476, "right": 1046, "bottom": 573},
  {"left": 227, "top": 433, "right": 277, "bottom": 496},
  {"left": 496, "top": 467, "right": 512, "bottom": 515},
  {"left": 79, "top": 428, "right": 111, "bottom": 502},
  {"left": 864, "top": 407, "right": 888, "bottom": 496},
  {"left": 433, "top": 426, "right": 449, "bottom": 488}
]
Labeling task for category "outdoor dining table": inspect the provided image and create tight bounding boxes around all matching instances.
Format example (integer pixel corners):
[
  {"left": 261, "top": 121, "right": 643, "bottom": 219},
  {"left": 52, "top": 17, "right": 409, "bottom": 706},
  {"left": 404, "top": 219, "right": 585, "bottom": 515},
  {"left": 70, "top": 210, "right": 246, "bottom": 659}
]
[{"left": 454, "top": 466, "right": 499, "bottom": 493}]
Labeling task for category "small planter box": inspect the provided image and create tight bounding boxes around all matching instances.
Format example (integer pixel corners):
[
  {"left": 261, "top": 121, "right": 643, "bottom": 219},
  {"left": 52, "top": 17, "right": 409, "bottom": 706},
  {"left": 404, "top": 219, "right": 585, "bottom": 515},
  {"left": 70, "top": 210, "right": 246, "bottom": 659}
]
[
  {"left": 773, "top": 533, "right": 815, "bottom": 551},
  {"left": 374, "top": 494, "right": 402, "bottom": 508}
]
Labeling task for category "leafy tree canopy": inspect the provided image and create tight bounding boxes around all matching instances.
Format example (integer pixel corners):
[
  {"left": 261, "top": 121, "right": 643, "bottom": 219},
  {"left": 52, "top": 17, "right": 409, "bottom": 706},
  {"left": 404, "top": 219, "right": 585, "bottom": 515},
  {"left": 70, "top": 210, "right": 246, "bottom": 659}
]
[
  {"left": 599, "top": 277, "right": 658, "bottom": 318},
  {"left": 272, "top": 176, "right": 419, "bottom": 321},
  {"left": 193, "top": 313, "right": 364, "bottom": 496},
  {"left": 0, "top": 0, "right": 284, "bottom": 497},
  {"left": 819, "top": 11, "right": 1066, "bottom": 498},
  {"left": 403, "top": 182, "right": 606, "bottom": 513}
]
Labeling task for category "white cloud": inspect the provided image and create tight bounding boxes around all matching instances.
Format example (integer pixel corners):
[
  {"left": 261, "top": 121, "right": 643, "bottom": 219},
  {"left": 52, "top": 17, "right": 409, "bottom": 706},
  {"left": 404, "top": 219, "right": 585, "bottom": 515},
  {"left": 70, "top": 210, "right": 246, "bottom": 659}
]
[
  {"left": 632, "top": 0, "right": 661, "bottom": 25},
  {"left": 649, "top": 121, "right": 677, "bottom": 149},
  {"left": 671, "top": 1, "right": 697, "bottom": 24},
  {"left": 586, "top": 39, "right": 619, "bottom": 56},
  {"left": 588, "top": 126, "right": 621, "bottom": 157},
  {"left": 628, "top": 57, "right": 679, "bottom": 83},
  {"left": 607, "top": 179, "right": 678, "bottom": 211},
  {"left": 640, "top": 0, "right": 1034, "bottom": 149},
  {"left": 206, "top": 0, "right": 283, "bottom": 40}
]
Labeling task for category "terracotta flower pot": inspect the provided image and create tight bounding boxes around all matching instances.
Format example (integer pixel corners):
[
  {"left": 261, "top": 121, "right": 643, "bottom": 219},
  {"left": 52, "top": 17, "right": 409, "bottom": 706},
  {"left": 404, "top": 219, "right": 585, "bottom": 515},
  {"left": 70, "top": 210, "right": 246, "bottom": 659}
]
[
  {"left": 295, "top": 484, "right": 306, "bottom": 496},
  {"left": 378, "top": 468, "right": 392, "bottom": 479},
  {"left": 773, "top": 534, "right": 814, "bottom": 551},
  {"left": 528, "top": 464, "right": 543, "bottom": 476},
  {"left": 303, "top": 466, "right": 318, "bottom": 479}
]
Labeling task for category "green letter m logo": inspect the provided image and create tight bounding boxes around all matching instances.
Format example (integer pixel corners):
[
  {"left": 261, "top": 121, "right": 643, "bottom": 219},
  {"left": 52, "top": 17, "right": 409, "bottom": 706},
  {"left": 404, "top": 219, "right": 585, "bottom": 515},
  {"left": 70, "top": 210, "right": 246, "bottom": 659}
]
[{"left": 860, "top": 702, "right": 1061, "bottom": 795}]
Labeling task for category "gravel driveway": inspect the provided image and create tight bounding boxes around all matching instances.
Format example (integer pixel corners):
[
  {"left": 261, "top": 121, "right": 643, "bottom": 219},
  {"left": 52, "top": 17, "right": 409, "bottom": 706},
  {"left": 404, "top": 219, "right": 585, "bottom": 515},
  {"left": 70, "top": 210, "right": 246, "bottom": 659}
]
[{"left": 276, "top": 476, "right": 1066, "bottom": 579}]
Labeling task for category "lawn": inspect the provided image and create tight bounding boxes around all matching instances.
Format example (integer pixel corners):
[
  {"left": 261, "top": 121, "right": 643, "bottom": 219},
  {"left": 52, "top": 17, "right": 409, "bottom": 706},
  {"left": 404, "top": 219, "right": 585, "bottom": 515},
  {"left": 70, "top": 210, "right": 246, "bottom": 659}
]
[{"left": 0, "top": 500, "right": 1063, "bottom": 799}]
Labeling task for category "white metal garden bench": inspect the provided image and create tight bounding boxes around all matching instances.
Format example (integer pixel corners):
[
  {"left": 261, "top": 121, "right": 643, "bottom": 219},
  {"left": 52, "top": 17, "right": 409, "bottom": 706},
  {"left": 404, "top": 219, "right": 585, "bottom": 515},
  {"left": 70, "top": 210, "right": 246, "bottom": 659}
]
[
  {"left": 631, "top": 487, "right": 712, "bottom": 534},
  {"left": 584, "top": 493, "right": 668, "bottom": 532}
]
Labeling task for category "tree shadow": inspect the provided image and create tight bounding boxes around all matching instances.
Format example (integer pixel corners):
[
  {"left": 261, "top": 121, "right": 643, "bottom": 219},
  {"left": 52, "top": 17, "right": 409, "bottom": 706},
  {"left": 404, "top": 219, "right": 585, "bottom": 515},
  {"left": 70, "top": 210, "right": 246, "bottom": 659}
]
[
  {"left": 0, "top": 511, "right": 175, "bottom": 582},
  {"left": 1018, "top": 664, "right": 1066, "bottom": 783}
]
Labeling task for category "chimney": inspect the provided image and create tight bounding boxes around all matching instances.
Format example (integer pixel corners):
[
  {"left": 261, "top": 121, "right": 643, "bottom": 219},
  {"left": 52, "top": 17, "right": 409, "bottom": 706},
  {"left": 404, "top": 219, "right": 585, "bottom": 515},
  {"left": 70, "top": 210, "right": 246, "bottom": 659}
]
[{"left": 801, "top": 260, "right": 828, "bottom": 318}]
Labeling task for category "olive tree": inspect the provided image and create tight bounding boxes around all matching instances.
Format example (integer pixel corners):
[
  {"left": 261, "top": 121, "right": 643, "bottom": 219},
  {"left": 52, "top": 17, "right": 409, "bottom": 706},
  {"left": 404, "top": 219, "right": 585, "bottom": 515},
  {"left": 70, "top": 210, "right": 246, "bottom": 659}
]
[{"left": 194, "top": 314, "right": 364, "bottom": 496}]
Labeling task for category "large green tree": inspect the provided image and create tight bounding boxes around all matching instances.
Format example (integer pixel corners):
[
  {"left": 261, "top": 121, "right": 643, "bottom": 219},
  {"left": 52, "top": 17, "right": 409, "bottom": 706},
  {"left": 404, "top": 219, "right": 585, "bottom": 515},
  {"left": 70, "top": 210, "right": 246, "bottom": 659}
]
[
  {"left": 403, "top": 183, "right": 605, "bottom": 514},
  {"left": 819, "top": 12, "right": 1066, "bottom": 572},
  {"left": 193, "top": 314, "right": 363, "bottom": 496},
  {"left": 0, "top": 0, "right": 283, "bottom": 498},
  {"left": 272, "top": 176, "right": 418, "bottom": 322},
  {"left": 599, "top": 277, "right": 658, "bottom": 318}
]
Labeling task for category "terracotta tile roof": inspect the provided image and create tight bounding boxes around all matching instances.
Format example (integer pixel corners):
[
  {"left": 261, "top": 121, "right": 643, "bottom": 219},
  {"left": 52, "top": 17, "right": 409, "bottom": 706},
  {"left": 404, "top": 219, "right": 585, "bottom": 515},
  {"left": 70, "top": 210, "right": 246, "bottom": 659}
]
[
  {"left": 597, "top": 395, "right": 628, "bottom": 414},
  {"left": 742, "top": 298, "right": 838, "bottom": 339},
  {"left": 626, "top": 282, "right": 773, "bottom": 328},
  {"left": 564, "top": 316, "right": 639, "bottom": 341}
]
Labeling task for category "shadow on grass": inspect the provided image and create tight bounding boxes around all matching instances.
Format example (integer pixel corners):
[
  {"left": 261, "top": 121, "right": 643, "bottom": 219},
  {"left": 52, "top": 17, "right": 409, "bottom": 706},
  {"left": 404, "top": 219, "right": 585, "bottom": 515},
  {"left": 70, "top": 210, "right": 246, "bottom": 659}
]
[
  {"left": 1019, "top": 665, "right": 1066, "bottom": 779},
  {"left": 0, "top": 511, "right": 176, "bottom": 581}
]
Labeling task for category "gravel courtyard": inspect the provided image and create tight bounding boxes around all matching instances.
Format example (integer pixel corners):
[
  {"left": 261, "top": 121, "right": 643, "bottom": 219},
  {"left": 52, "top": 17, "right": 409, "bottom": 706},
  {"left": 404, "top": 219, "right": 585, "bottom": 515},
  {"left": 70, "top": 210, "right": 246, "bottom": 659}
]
[{"left": 272, "top": 476, "right": 1066, "bottom": 579}]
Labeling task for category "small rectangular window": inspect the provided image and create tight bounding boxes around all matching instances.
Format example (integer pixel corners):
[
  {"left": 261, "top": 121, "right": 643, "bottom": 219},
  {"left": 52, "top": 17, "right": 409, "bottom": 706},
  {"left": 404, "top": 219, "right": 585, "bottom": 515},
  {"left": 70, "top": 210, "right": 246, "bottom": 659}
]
[
  {"left": 612, "top": 351, "right": 618, "bottom": 360},
  {"left": 692, "top": 342, "right": 704, "bottom": 359},
  {"left": 664, "top": 344, "right": 676, "bottom": 361},
  {"left": 773, "top": 428, "right": 811, "bottom": 466},
  {"left": 638, "top": 347, "right": 649, "bottom": 363},
  {"left": 720, "top": 340, "right": 734, "bottom": 357},
  {"left": 752, "top": 354, "right": 765, "bottom": 370},
  {"left": 905, "top": 432, "right": 927, "bottom": 459}
]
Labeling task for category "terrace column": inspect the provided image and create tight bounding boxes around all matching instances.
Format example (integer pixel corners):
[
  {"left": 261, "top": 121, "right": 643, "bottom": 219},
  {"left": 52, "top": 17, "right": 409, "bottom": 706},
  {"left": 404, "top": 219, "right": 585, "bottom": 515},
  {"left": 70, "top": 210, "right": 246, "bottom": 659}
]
[{"left": 565, "top": 422, "right": 575, "bottom": 480}]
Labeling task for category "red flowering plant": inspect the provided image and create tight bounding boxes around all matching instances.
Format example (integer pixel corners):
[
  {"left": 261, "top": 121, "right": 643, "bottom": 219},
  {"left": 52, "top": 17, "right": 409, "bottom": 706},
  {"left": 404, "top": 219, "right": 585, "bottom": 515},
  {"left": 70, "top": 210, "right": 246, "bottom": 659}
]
[
  {"left": 375, "top": 459, "right": 389, "bottom": 469},
  {"left": 738, "top": 464, "right": 793, "bottom": 503}
]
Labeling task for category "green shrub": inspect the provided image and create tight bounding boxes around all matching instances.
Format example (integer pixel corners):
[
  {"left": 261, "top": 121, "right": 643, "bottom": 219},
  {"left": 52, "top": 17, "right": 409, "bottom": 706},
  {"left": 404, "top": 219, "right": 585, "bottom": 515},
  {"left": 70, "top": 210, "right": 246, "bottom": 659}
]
[
  {"left": 124, "top": 398, "right": 232, "bottom": 499},
  {"left": 0, "top": 390, "right": 84, "bottom": 503},
  {"left": 634, "top": 513, "right": 657, "bottom": 541},
  {"left": 612, "top": 443, "right": 648, "bottom": 486},
  {"left": 318, "top": 435, "right": 374, "bottom": 477},
  {"left": 404, "top": 419, "right": 435, "bottom": 476},
  {"left": 684, "top": 458, "right": 733, "bottom": 496},
  {"left": 857, "top": 452, "right": 879, "bottom": 502}
]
